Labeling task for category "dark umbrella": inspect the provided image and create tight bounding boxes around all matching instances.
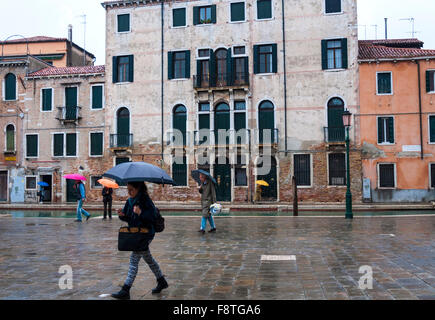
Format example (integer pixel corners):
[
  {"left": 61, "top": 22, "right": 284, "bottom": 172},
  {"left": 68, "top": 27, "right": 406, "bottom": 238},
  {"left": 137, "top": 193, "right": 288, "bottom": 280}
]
[
  {"left": 37, "top": 181, "right": 49, "bottom": 187},
  {"left": 102, "top": 161, "right": 175, "bottom": 185},
  {"left": 191, "top": 169, "right": 217, "bottom": 185}
]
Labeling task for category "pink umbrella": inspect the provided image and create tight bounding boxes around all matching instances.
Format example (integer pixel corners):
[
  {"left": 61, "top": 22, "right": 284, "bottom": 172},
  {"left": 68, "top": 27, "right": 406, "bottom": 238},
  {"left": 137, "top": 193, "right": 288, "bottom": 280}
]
[{"left": 63, "top": 174, "right": 87, "bottom": 181}]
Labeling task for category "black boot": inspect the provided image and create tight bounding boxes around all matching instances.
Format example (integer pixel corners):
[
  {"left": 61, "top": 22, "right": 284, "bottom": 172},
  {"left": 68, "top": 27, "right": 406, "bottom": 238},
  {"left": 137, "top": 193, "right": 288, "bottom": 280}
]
[
  {"left": 152, "top": 276, "right": 168, "bottom": 294},
  {"left": 111, "top": 284, "right": 131, "bottom": 300}
]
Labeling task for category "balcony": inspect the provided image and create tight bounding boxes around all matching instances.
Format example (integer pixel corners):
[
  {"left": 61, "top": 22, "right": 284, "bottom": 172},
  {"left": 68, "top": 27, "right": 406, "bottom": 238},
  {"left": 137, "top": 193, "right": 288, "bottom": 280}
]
[
  {"left": 193, "top": 129, "right": 251, "bottom": 147},
  {"left": 56, "top": 106, "right": 81, "bottom": 124},
  {"left": 193, "top": 71, "right": 249, "bottom": 90},
  {"left": 110, "top": 134, "right": 133, "bottom": 150},
  {"left": 324, "top": 127, "right": 345, "bottom": 144}
]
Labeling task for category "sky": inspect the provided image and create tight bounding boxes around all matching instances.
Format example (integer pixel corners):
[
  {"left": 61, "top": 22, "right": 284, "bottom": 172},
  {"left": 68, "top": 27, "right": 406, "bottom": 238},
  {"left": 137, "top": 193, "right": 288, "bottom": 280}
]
[{"left": 0, "top": 0, "right": 434, "bottom": 66}]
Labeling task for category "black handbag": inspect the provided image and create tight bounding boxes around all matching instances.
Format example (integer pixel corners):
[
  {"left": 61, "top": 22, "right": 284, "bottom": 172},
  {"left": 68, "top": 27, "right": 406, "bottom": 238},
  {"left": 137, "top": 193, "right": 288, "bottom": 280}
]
[
  {"left": 118, "top": 226, "right": 152, "bottom": 251},
  {"left": 154, "top": 207, "right": 165, "bottom": 233}
]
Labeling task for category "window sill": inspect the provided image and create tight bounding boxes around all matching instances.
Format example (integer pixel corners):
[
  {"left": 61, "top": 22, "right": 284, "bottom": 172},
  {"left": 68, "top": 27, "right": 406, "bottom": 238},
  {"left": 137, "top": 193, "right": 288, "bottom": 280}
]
[
  {"left": 234, "top": 185, "right": 248, "bottom": 188},
  {"left": 115, "top": 82, "right": 133, "bottom": 85},
  {"left": 297, "top": 185, "right": 313, "bottom": 189},
  {"left": 324, "top": 68, "right": 347, "bottom": 72},
  {"left": 195, "top": 23, "right": 215, "bottom": 27},
  {"left": 90, "top": 155, "right": 104, "bottom": 158},
  {"left": 117, "top": 31, "right": 131, "bottom": 34},
  {"left": 229, "top": 20, "right": 247, "bottom": 24},
  {"left": 377, "top": 187, "right": 397, "bottom": 190},
  {"left": 324, "top": 12, "right": 344, "bottom": 16},
  {"left": 376, "top": 93, "right": 393, "bottom": 96},
  {"left": 327, "top": 185, "right": 347, "bottom": 188},
  {"left": 377, "top": 143, "right": 395, "bottom": 146},
  {"left": 255, "top": 73, "right": 275, "bottom": 76},
  {"left": 41, "top": 110, "right": 53, "bottom": 113},
  {"left": 172, "top": 185, "right": 189, "bottom": 189},
  {"left": 171, "top": 25, "right": 188, "bottom": 29},
  {"left": 91, "top": 107, "right": 104, "bottom": 111},
  {"left": 169, "top": 78, "right": 189, "bottom": 82},
  {"left": 255, "top": 17, "right": 274, "bottom": 22}
]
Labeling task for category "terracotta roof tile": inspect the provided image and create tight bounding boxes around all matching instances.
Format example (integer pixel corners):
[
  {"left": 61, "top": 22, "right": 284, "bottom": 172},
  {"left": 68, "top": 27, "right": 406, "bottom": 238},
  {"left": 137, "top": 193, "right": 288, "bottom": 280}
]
[
  {"left": 359, "top": 42, "right": 435, "bottom": 60},
  {"left": 27, "top": 65, "right": 105, "bottom": 77},
  {"left": 359, "top": 38, "right": 424, "bottom": 49},
  {"left": 3, "top": 36, "right": 66, "bottom": 44}
]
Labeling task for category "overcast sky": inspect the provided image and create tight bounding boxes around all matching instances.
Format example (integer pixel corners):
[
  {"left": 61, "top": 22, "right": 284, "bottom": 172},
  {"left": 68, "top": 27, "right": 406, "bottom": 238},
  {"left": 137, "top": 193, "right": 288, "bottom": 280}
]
[{"left": 0, "top": 0, "right": 433, "bottom": 65}]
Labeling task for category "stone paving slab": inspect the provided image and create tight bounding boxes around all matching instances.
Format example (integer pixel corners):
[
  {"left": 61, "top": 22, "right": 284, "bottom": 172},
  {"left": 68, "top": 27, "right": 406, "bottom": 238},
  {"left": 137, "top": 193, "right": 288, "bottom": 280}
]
[{"left": 0, "top": 215, "right": 434, "bottom": 300}]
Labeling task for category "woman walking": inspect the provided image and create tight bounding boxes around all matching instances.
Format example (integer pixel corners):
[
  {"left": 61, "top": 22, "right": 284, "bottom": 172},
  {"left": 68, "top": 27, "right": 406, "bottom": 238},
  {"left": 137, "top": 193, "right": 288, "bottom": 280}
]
[
  {"left": 111, "top": 181, "right": 168, "bottom": 300},
  {"left": 74, "top": 180, "right": 91, "bottom": 222},
  {"left": 198, "top": 173, "right": 217, "bottom": 234},
  {"left": 102, "top": 186, "right": 113, "bottom": 220}
]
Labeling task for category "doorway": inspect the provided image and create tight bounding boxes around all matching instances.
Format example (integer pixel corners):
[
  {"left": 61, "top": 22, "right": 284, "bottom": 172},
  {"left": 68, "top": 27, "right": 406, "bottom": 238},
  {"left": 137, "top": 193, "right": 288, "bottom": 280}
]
[
  {"left": 0, "top": 171, "right": 7, "bottom": 201},
  {"left": 40, "top": 175, "right": 52, "bottom": 202},
  {"left": 214, "top": 158, "right": 231, "bottom": 202}
]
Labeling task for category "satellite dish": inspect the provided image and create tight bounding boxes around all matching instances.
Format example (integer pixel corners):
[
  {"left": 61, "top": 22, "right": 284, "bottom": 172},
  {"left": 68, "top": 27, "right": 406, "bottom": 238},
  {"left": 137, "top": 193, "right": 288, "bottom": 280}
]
[{"left": 19, "top": 113, "right": 24, "bottom": 119}]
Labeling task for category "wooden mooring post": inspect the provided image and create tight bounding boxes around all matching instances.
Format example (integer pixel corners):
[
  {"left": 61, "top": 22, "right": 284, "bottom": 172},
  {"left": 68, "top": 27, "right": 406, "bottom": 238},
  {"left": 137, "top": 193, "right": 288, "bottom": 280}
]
[{"left": 292, "top": 176, "right": 298, "bottom": 216}]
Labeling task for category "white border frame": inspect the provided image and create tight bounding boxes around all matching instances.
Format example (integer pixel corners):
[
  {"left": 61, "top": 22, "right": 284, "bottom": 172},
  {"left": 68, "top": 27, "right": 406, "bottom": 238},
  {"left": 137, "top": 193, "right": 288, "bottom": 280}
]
[
  {"left": 429, "top": 163, "right": 435, "bottom": 189},
  {"left": 170, "top": 153, "right": 189, "bottom": 188},
  {"left": 25, "top": 175, "right": 38, "bottom": 191},
  {"left": 376, "top": 115, "right": 395, "bottom": 145},
  {"left": 293, "top": 153, "right": 313, "bottom": 188},
  {"left": 116, "top": 12, "right": 131, "bottom": 34},
  {"left": 255, "top": 0, "right": 275, "bottom": 21},
  {"left": 324, "top": 0, "right": 343, "bottom": 16},
  {"left": 25, "top": 133, "right": 39, "bottom": 159},
  {"left": 171, "top": 6, "right": 188, "bottom": 29},
  {"left": 232, "top": 45, "right": 248, "bottom": 57},
  {"left": 51, "top": 132, "right": 65, "bottom": 158},
  {"left": 90, "top": 175, "right": 104, "bottom": 190},
  {"left": 327, "top": 151, "right": 347, "bottom": 187},
  {"left": 115, "top": 106, "right": 132, "bottom": 137},
  {"left": 4, "top": 123, "right": 16, "bottom": 152},
  {"left": 89, "top": 131, "right": 104, "bottom": 157},
  {"left": 256, "top": 98, "right": 277, "bottom": 143},
  {"left": 323, "top": 37, "right": 347, "bottom": 72},
  {"left": 427, "top": 69, "right": 435, "bottom": 94},
  {"left": 229, "top": 1, "right": 247, "bottom": 24},
  {"left": 0, "top": 170, "right": 9, "bottom": 202},
  {"left": 428, "top": 114, "right": 435, "bottom": 144},
  {"left": 2, "top": 73, "right": 18, "bottom": 102},
  {"left": 90, "top": 84, "right": 105, "bottom": 110},
  {"left": 377, "top": 162, "right": 397, "bottom": 189},
  {"left": 376, "top": 71, "right": 394, "bottom": 96},
  {"left": 40, "top": 87, "right": 54, "bottom": 112},
  {"left": 38, "top": 173, "right": 53, "bottom": 203},
  {"left": 63, "top": 85, "right": 79, "bottom": 108}
]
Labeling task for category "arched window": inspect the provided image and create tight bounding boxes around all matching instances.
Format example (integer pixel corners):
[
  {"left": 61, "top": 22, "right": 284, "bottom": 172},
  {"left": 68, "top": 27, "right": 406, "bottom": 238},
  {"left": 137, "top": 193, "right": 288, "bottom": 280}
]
[
  {"left": 258, "top": 100, "right": 275, "bottom": 144},
  {"left": 173, "top": 105, "right": 187, "bottom": 146},
  {"left": 5, "top": 73, "right": 16, "bottom": 101},
  {"left": 214, "top": 102, "right": 230, "bottom": 145},
  {"left": 327, "top": 97, "right": 345, "bottom": 142},
  {"left": 6, "top": 124, "right": 15, "bottom": 152},
  {"left": 116, "top": 107, "right": 130, "bottom": 147}
]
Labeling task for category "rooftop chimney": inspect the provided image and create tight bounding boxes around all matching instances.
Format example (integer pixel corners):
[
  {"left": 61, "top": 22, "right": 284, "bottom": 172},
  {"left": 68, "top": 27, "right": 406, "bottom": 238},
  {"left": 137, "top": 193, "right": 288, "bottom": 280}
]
[
  {"left": 68, "top": 24, "right": 73, "bottom": 42},
  {"left": 384, "top": 18, "right": 388, "bottom": 39}
]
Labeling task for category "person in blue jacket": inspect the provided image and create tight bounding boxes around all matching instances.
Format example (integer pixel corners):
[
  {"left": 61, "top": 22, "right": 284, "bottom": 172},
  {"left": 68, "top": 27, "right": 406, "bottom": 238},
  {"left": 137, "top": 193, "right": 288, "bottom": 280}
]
[
  {"left": 74, "top": 180, "right": 91, "bottom": 222},
  {"left": 111, "top": 181, "right": 168, "bottom": 300}
]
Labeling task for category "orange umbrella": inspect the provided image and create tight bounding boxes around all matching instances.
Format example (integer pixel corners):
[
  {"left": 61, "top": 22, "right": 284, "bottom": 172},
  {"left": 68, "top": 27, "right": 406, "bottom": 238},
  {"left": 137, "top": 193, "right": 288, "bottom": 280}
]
[{"left": 98, "top": 178, "right": 119, "bottom": 189}]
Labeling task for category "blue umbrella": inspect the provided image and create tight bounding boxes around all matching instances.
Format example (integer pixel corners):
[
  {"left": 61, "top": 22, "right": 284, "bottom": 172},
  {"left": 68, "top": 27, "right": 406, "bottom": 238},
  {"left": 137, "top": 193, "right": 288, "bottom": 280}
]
[
  {"left": 191, "top": 169, "right": 217, "bottom": 185},
  {"left": 37, "top": 181, "right": 49, "bottom": 187},
  {"left": 102, "top": 161, "right": 175, "bottom": 185}
]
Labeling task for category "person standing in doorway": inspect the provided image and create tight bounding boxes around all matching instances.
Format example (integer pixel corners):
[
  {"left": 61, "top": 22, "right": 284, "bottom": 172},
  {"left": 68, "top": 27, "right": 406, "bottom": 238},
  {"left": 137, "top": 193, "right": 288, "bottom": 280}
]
[
  {"left": 74, "top": 180, "right": 91, "bottom": 222},
  {"left": 102, "top": 186, "right": 113, "bottom": 220},
  {"left": 198, "top": 173, "right": 217, "bottom": 234}
]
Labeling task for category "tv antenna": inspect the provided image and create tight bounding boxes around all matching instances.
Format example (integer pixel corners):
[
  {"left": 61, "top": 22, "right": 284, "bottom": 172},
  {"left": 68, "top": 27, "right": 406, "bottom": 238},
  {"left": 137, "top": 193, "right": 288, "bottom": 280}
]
[
  {"left": 79, "top": 14, "right": 87, "bottom": 66},
  {"left": 371, "top": 25, "right": 378, "bottom": 40},
  {"left": 399, "top": 18, "right": 419, "bottom": 38}
]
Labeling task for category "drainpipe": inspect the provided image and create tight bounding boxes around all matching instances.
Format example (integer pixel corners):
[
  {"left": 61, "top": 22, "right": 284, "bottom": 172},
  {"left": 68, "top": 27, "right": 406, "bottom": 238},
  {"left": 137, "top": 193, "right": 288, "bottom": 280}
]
[
  {"left": 161, "top": 2, "right": 165, "bottom": 163},
  {"left": 416, "top": 60, "right": 424, "bottom": 159},
  {"left": 281, "top": 0, "right": 288, "bottom": 155}
]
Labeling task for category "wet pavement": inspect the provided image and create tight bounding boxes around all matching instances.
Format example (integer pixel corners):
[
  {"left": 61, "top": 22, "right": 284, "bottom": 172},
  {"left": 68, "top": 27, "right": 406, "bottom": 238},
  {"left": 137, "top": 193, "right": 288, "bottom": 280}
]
[{"left": 0, "top": 215, "right": 434, "bottom": 300}]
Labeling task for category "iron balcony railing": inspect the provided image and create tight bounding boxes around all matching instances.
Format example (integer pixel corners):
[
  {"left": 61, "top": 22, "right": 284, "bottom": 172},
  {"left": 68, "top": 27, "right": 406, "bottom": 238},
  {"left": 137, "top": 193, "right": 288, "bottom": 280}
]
[
  {"left": 193, "top": 71, "right": 249, "bottom": 89},
  {"left": 56, "top": 106, "right": 82, "bottom": 122},
  {"left": 110, "top": 134, "right": 133, "bottom": 148},
  {"left": 324, "top": 127, "right": 345, "bottom": 143},
  {"left": 193, "top": 129, "right": 251, "bottom": 146}
]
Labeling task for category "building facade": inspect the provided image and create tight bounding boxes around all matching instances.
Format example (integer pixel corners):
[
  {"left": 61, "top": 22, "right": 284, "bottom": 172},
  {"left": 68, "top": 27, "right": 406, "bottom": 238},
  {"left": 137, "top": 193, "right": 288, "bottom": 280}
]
[
  {"left": 359, "top": 39, "right": 435, "bottom": 202},
  {"left": 102, "top": 0, "right": 361, "bottom": 203}
]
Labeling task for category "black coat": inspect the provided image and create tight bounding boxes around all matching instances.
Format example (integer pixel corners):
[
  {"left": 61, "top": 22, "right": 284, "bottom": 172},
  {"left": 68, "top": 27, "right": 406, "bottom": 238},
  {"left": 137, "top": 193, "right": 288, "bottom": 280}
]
[
  {"left": 119, "top": 191, "right": 156, "bottom": 236},
  {"left": 102, "top": 187, "right": 113, "bottom": 201}
]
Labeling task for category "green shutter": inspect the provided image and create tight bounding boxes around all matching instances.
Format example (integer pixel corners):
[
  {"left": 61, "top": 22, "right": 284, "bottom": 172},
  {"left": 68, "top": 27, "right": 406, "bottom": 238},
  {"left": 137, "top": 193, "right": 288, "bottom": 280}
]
[
  {"left": 6, "top": 126, "right": 14, "bottom": 151},
  {"left": 128, "top": 55, "right": 134, "bottom": 82},
  {"left": 185, "top": 51, "right": 190, "bottom": 79},
  {"left": 91, "top": 133, "right": 103, "bottom": 156},
  {"left": 199, "top": 114, "right": 210, "bottom": 130},
  {"left": 193, "top": 7, "right": 199, "bottom": 25},
  {"left": 196, "top": 60, "right": 202, "bottom": 87},
  {"left": 209, "top": 50, "right": 216, "bottom": 87},
  {"left": 321, "top": 40, "right": 328, "bottom": 70},
  {"left": 341, "top": 38, "right": 348, "bottom": 69},
  {"left": 253, "top": 45, "right": 260, "bottom": 74},
  {"left": 42, "top": 89, "right": 52, "bottom": 111},
  {"left": 234, "top": 112, "right": 246, "bottom": 131},
  {"left": 378, "top": 118, "right": 384, "bottom": 144},
  {"left": 92, "top": 86, "right": 103, "bottom": 109},
  {"left": 168, "top": 52, "right": 173, "bottom": 80},
  {"left": 112, "top": 56, "right": 118, "bottom": 83},
  {"left": 65, "top": 87, "right": 77, "bottom": 107},
  {"left": 257, "top": 0, "right": 272, "bottom": 19},
  {"left": 272, "top": 44, "right": 278, "bottom": 73},
  {"left": 244, "top": 57, "right": 249, "bottom": 84},
  {"left": 66, "top": 133, "right": 76, "bottom": 156},
  {"left": 430, "top": 116, "right": 435, "bottom": 143},
  {"left": 211, "top": 5, "right": 217, "bottom": 24},
  {"left": 388, "top": 118, "right": 394, "bottom": 143},
  {"left": 259, "top": 107, "right": 275, "bottom": 143},
  {"left": 118, "top": 14, "right": 130, "bottom": 32},
  {"left": 427, "top": 71, "right": 432, "bottom": 93},
  {"left": 173, "top": 110, "right": 187, "bottom": 146},
  {"left": 5, "top": 73, "right": 16, "bottom": 100},
  {"left": 26, "top": 135, "right": 38, "bottom": 157},
  {"left": 173, "top": 8, "right": 186, "bottom": 27},
  {"left": 172, "top": 157, "right": 187, "bottom": 186},
  {"left": 231, "top": 2, "right": 245, "bottom": 22},
  {"left": 226, "top": 48, "right": 233, "bottom": 86},
  {"left": 53, "top": 134, "right": 64, "bottom": 157}
]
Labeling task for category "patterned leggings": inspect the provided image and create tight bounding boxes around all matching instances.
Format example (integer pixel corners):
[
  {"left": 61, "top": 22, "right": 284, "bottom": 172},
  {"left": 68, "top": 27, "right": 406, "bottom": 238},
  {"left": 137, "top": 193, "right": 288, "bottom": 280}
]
[{"left": 124, "top": 248, "right": 163, "bottom": 287}]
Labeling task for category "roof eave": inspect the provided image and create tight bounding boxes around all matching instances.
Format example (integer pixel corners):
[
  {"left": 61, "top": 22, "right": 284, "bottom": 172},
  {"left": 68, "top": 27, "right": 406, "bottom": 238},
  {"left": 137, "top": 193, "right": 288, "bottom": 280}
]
[
  {"left": 358, "top": 56, "right": 435, "bottom": 63},
  {"left": 25, "top": 72, "right": 105, "bottom": 80}
]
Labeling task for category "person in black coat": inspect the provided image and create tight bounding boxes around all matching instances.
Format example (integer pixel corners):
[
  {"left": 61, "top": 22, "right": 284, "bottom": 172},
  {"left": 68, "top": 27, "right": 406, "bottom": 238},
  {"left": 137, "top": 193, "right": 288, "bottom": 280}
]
[
  {"left": 111, "top": 181, "right": 168, "bottom": 300},
  {"left": 102, "top": 187, "right": 113, "bottom": 220}
]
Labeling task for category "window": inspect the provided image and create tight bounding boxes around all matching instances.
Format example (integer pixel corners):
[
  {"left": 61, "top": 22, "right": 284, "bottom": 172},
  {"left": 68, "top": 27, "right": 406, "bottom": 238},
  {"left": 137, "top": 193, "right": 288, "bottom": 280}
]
[
  {"left": 294, "top": 154, "right": 311, "bottom": 186},
  {"left": 254, "top": 44, "right": 277, "bottom": 74},
  {"left": 66, "top": 133, "right": 77, "bottom": 157},
  {"left": 378, "top": 117, "right": 394, "bottom": 144},
  {"left": 112, "top": 55, "right": 134, "bottom": 83},
  {"left": 377, "top": 72, "right": 393, "bottom": 95},
  {"left": 430, "top": 164, "right": 435, "bottom": 188},
  {"left": 172, "top": 105, "right": 187, "bottom": 146},
  {"left": 234, "top": 101, "right": 247, "bottom": 144},
  {"left": 173, "top": 8, "right": 186, "bottom": 27},
  {"left": 257, "top": 0, "right": 272, "bottom": 20},
  {"left": 235, "top": 155, "right": 247, "bottom": 186},
  {"left": 322, "top": 39, "right": 348, "bottom": 70},
  {"left": 90, "top": 132, "right": 103, "bottom": 156},
  {"left": 426, "top": 70, "right": 435, "bottom": 93},
  {"left": 168, "top": 51, "right": 190, "bottom": 79},
  {"left": 329, "top": 153, "right": 346, "bottom": 186},
  {"left": 379, "top": 163, "right": 395, "bottom": 188},
  {"left": 117, "top": 14, "right": 130, "bottom": 32},
  {"left": 41, "top": 88, "right": 53, "bottom": 111},
  {"left": 53, "top": 133, "right": 77, "bottom": 157},
  {"left": 325, "top": 0, "right": 342, "bottom": 14},
  {"left": 258, "top": 100, "right": 275, "bottom": 144},
  {"left": 233, "top": 46, "right": 246, "bottom": 56},
  {"left": 198, "top": 49, "right": 210, "bottom": 58},
  {"left": 6, "top": 124, "right": 15, "bottom": 152},
  {"left": 193, "top": 5, "right": 216, "bottom": 25},
  {"left": 26, "top": 176, "right": 37, "bottom": 190},
  {"left": 53, "top": 134, "right": 64, "bottom": 157},
  {"left": 91, "top": 176, "right": 103, "bottom": 189},
  {"left": 172, "top": 156, "right": 187, "bottom": 186},
  {"left": 430, "top": 116, "right": 435, "bottom": 143},
  {"left": 26, "top": 134, "right": 38, "bottom": 158},
  {"left": 4, "top": 73, "right": 16, "bottom": 101},
  {"left": 91, "top": 85, "right": 104, "bottom": 109},
  {"left": 231, "top": 2, "right": 245, "bottom": 22}
]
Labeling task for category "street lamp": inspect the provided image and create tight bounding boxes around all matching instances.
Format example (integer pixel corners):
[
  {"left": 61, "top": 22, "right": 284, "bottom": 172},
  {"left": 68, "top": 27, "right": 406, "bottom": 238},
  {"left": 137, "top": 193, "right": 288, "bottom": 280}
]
[{"left": 342, "top": 110, "right": 353, "bottom": 219}]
